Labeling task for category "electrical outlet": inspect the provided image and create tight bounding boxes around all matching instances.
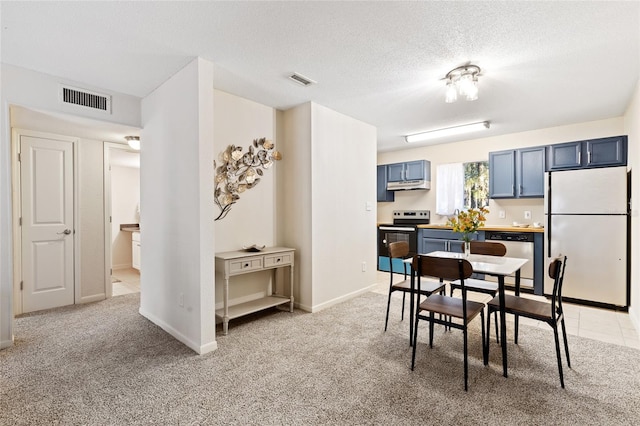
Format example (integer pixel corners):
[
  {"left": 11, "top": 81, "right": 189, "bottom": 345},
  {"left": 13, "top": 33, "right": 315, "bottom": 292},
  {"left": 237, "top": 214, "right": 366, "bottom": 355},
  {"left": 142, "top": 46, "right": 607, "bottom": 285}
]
[
  {"left": 524, "top": 211, "right": 532, "bottom": 220},
  {"left": 362, "top": 261, "right": 367, "bottom": 272},
  {"left": 179, "top": 293, "right": 184, "bottom": 307},
  {"left": 499, "top": 210, "right": 506, "bottom": 219}
]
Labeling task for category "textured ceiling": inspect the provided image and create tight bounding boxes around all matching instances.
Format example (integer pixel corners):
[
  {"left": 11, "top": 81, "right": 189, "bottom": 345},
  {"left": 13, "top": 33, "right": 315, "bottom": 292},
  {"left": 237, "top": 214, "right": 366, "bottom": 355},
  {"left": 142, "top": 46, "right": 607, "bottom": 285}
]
[{"left": 2, "top": 1, "right": 639, "bottom": 151}]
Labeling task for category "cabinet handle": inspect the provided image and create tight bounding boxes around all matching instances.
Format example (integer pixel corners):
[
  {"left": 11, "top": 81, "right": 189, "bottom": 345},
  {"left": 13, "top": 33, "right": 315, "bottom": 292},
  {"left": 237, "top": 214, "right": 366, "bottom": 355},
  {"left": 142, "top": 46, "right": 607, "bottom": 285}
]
[
  {"left": 578, "top": 151, "right": 582, "bottom": 164},
  {"left": 512, "top": 184, "right": 515, "bottom": 196},
  {"left": 244, "top": 263, "right": 249, "bottom": 268},
  {"left": 519, "top": 184, "right": 523, "bottom": 195},
  {"left": 276, "top": 258, "right": 281, "bottom": 262},
  {"left": 587, "top": 151, "right": 592, "bottom": 164}
]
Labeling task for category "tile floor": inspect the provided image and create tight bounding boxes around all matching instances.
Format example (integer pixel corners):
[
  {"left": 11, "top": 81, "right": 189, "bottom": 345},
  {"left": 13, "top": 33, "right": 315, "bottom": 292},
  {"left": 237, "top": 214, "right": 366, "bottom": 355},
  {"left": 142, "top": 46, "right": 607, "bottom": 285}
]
[
  {"left": 373, "top": 271, "right": 640, "bottom": 350},
  {"left": 112, "top": 268, "right": 140, "bottom": 296}
]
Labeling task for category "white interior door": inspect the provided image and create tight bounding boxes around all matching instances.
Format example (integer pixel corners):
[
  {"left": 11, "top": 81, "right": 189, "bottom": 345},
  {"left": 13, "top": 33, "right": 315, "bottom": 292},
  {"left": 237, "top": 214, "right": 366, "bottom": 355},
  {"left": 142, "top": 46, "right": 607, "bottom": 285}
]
[{"left": 20, "top": 135, "right": 75, "bottom": 312}]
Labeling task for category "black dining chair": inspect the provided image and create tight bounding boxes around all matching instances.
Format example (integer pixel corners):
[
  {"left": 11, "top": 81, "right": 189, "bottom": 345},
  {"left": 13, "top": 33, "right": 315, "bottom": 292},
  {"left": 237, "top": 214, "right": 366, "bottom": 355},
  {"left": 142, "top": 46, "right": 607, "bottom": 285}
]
[
  {"left": 487, "top": 256, "right": 570, "bottom": 388},
  {"left": 449, "top": 241, "right": 506, "bottom": 341},
  {"left": 384, "top": 241, "right": 446, "bottom": 332},
  {"left": 411, "top": 255, "right": 486, "bottom": 391}
]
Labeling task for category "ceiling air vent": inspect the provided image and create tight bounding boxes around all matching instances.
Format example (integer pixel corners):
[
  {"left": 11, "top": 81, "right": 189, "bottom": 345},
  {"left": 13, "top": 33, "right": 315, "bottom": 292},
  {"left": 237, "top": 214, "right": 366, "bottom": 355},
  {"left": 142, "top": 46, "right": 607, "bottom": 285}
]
[
  {"left": 59, "top": 85, "right": 111, "bottom": 113},
  {"left": 288, "top": 72, "right": 316, "bottom": 87}
]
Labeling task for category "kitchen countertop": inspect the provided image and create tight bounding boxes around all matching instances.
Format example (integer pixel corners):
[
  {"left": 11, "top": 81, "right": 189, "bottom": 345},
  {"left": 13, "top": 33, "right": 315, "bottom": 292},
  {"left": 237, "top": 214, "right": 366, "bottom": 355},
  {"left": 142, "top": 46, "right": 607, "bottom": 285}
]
[
  {"left": 417, "top": 224, "right": 544, "bottom": 233},
  {"left": 120, "top": 223, "right": 140, "bottom": 232}
]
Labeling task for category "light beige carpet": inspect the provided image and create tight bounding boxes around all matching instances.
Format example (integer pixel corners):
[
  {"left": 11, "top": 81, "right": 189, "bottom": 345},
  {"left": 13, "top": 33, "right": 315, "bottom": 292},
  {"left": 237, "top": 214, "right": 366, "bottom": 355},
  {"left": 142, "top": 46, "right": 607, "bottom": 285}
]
[{"left": 1, "top": 292, "right": 639, "bottom": 425}]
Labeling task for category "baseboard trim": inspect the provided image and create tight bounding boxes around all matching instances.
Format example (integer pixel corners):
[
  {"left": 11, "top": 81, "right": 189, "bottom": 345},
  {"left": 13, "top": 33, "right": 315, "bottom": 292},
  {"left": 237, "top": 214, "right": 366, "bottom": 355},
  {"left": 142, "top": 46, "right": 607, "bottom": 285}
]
[
  {"left": 80, "top": 294, "right": 106, "bottom": 304},
  {"left": 310, "top": 283, "right": 378, "bottom": 313},
  {"left": 112, "top": 264, "right": 132, "bottom": 270},
  {"left": 628, "top": 306, "right": 640, "bottom": 336},
  {"left": 139, "top": 307, "right": 218, "bottom": 355}
]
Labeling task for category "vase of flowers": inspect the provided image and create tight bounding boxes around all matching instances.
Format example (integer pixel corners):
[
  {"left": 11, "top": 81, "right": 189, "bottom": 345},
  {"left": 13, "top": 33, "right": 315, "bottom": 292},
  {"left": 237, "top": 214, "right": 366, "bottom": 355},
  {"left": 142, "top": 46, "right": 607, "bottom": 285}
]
[{"left": 446, "top": 207, "right": 489, "bottom": 257}]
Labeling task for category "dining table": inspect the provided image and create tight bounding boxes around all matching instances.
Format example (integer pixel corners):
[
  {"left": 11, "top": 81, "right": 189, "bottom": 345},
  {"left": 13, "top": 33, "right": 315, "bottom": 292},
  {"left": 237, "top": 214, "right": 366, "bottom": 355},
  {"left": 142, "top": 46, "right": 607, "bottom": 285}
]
[{"left": 406, "top": 251, "right": 529, "bottom": 378}]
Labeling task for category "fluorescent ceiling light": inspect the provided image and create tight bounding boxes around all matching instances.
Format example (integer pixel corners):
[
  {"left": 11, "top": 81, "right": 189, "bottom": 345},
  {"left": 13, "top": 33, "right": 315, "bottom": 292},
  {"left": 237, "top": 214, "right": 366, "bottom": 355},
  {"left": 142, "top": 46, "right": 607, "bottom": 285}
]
[{"left": 405, "top": 121, "right": 490, "bottom": 143}]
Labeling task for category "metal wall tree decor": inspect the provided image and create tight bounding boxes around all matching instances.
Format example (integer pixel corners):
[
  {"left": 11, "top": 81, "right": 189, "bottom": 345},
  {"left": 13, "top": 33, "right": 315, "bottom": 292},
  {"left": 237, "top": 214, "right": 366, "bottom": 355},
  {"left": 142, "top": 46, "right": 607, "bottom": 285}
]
[{"left": 214, "top": 137, "right": 282, "bottom": 221}]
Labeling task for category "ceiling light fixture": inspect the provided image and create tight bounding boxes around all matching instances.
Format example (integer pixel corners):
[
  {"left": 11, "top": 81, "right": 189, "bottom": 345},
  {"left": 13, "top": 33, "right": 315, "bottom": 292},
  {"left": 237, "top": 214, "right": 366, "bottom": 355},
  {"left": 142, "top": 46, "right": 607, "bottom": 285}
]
[
  {"left": 405, "top": 121, "right": 490, "bottom": 143},
  {"left": 444, "top": 64, "right": 481, "bottom": 103},
  {"left": 125, "top": 136, "right": 140, "bottom": 150}
]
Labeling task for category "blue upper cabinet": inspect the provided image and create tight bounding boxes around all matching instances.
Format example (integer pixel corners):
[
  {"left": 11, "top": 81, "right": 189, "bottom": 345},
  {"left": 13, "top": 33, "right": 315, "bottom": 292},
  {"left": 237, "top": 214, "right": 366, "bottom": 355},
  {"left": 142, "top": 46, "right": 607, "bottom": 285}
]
[
  {"left": 547, "top": 136, "right": 627, "bottom": 170},
  {"left": 490, "top": 147, "right": 545, "bottom": 199},
  {"left": 404, "top": 160, "right": 427, "bottom": 181},
  {"left": 489, "top": 150, "right": 516, "bottom": 198},
  {"left": 377, "top": 165, "right": 395, "bottom": 202},
  {"left": 585, "top": 136, "right": 627, "bottom": 167},
  {"left": 517, "top": 147, "right": 545, "bottom": 197},
  {"left": 386, "top": 160, "right": 429, "bottom": 182},
  {"left": 387, "top": 163, "right": 405, "bottom": 182}
]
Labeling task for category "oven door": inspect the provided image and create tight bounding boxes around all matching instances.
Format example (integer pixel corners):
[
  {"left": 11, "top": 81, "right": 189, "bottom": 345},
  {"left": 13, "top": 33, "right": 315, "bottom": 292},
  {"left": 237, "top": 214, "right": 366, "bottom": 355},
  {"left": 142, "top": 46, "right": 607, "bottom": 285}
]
[{"left": 377, "top": 226, "right": 418, "bottom": 272}]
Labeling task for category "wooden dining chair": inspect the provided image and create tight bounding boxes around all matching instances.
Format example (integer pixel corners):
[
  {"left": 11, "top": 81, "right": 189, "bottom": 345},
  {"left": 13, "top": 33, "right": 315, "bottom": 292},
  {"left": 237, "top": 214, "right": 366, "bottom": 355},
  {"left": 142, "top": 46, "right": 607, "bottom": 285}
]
[
  {"left": 486, "top": 256, "right": 570, "bottom": 388},
  {"left": 384, "top": 242, "right": 446, "bottom": 332},
  {"left": 449, "top": 241, "right": 506, "bottom": 341},
  {"left": 410, "top": 255, "right": 486, "bottom": 391}
]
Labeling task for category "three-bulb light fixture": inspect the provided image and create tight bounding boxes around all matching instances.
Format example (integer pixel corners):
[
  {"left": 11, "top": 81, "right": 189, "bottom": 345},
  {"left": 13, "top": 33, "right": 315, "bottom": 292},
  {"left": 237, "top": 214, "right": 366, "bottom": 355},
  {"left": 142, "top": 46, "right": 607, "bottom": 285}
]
[{"left": 444, "top": 64, "right": 481, "bottom": 103}]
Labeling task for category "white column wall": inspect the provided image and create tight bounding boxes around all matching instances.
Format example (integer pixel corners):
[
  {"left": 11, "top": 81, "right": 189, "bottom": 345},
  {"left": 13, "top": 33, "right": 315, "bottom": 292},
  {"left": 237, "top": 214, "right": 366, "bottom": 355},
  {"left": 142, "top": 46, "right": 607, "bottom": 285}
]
[
  {"left": 624, "top": 78, "right": 640, "bottom": 330},
  {"left": 279, "top": 102, "right": 377, "bottom": 312},
  {"left": 309, "top": 103, "right": 377, "bottom": 310},
  {"left": 280, "top": 103, "right": 313, "bottom": 310},
  {"left": 140, "top": 58, "right": 216, "bottom": 354}
]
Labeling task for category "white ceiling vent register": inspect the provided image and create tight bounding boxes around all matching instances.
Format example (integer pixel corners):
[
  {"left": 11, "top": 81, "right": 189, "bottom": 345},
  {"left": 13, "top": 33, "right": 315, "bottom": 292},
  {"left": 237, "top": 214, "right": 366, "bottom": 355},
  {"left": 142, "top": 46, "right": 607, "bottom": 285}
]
[
  {"left": 59, "top": 85, "right": 111, "bottom": 113},
  {"left": 288, "top": 72, "right": 316, "bottom": 87}
]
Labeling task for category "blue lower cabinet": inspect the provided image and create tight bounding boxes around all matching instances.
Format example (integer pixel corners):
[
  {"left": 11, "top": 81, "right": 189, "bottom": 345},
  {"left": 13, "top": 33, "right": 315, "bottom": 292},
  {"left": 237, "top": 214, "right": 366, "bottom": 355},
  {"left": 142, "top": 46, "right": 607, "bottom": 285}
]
[{"left": 378, "top": 256, "right": 410, "bottom": 274}]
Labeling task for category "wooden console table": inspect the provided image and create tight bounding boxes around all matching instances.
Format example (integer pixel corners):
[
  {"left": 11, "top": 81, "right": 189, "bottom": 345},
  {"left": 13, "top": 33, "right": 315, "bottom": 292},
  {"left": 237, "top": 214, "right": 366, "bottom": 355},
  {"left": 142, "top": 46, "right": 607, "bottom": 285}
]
[{"left": 215, "top": 246, "right": 295, "bottom": 335}]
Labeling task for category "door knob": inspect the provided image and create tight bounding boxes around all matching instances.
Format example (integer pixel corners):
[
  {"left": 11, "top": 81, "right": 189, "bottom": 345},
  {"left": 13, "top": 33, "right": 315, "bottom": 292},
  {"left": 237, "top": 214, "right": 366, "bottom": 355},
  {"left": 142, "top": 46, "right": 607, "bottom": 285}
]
[{"left": 57, "top": 229, "right": 71, "bottom": 235}]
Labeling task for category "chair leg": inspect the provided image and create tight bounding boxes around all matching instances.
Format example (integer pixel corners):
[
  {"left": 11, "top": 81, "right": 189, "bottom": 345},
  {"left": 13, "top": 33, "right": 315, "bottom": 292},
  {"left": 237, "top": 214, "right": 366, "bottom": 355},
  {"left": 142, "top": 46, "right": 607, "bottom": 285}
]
[
  {"left": 463, "top": 325, "right": 469, "bottom": 392},
  {"left": 494, "top": 311, "right": 499, "bottom": 344},
  {"left": 515, "top": 314, "right": 519, "bottom": 345},
  {"left": 552, "top": 324, "right": 565, "bottom": 388},
  {"left": 384, "top": 290, "right": 393, "bottom": 332},
  {"left": 411, "top": 313, "right": 420, "bottom": 371},
  {"left": 401, "top": 292, "right": 406, "bottom": 321},
  {"left": 561, "top": 318, "right": 571, "bottom": 368},
  {"left": 429, "top": 312, "right": 435, "bottom": 348},
  {"left": 481, "top": 310, "right": 487, "bottom": 366},
  {"left": 485, "top": 308, "right": 491, "bottom": 366}
]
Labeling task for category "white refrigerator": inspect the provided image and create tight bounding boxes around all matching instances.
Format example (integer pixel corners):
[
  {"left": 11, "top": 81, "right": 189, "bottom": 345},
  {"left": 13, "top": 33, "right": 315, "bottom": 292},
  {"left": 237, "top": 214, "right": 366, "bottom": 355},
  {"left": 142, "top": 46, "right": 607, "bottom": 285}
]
[{"left": 544, "top": 166, "right": 628, "bottom": 307}]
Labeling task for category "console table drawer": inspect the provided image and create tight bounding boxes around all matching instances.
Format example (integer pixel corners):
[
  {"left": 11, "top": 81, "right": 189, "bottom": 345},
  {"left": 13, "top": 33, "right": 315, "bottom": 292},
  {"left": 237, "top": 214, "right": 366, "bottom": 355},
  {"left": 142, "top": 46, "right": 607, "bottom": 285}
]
[
  {"left": 264, "top": 252, "right": 293, "bottom": 267},
  {"left": 229, "top": 256, "right": 263, "bottom": 274}
]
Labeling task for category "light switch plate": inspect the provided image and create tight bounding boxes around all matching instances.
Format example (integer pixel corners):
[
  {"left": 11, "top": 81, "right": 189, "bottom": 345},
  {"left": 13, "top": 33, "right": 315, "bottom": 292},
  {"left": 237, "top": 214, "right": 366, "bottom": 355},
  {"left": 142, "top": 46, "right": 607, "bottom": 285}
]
[
  {"left": 524, "top": 211, "right": 531, "bottom": 219},
  {"left": 499, "top": 210, "right": 506, "bottom": 219}
]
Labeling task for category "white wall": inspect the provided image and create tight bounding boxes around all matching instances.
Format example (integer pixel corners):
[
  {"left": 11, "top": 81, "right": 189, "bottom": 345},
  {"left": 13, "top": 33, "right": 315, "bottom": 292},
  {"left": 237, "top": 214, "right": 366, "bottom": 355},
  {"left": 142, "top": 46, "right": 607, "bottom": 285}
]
[
  {"left": 378, "top": 117, "right": 625, "bottom": 226},
  {"left": 279, "top": 102, "right": 377, "bottom": 311},
  {"left": 624, "top": 78, "right": 640, "bottom": 329},
  {"left": 212, "top": 90, "right": 277, "bottom": 308},
  {"left": 140, "top": 58, "right": 216, "bottom": 354},
  {"left": 77, "top": 138, "right": 107, "bottom": 302},
  {"left": 111, "top": 165, "right": 140, "bottom": 269}
]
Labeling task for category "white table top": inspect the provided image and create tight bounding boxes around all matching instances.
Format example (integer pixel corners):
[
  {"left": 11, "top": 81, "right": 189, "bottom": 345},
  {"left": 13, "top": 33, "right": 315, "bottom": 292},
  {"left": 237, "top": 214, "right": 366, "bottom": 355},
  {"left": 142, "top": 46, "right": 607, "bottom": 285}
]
[{"left": 422, "top": 251, "right": 529, "bottom": 276}]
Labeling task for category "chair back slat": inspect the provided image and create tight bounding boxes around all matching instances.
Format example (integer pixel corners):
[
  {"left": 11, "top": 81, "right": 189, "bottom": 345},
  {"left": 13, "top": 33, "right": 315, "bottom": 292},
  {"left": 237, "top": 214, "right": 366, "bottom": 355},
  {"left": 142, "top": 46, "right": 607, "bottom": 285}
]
[
  {"left": 459, "top": 241, "right": 507, "bottom": 256},
  {"left": 412, "top": 255, "right": 473, "bottom": 281},
  {"left": 389, "top": 241, "right": 409, "bottom": 259}
]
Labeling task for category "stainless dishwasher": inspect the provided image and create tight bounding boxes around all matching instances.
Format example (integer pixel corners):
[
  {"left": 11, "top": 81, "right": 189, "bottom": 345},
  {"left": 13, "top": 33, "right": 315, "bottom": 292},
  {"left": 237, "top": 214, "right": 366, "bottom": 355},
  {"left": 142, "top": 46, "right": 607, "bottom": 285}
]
[{"left": 484, "top": 231, "right": 535, "bottom": 289}]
